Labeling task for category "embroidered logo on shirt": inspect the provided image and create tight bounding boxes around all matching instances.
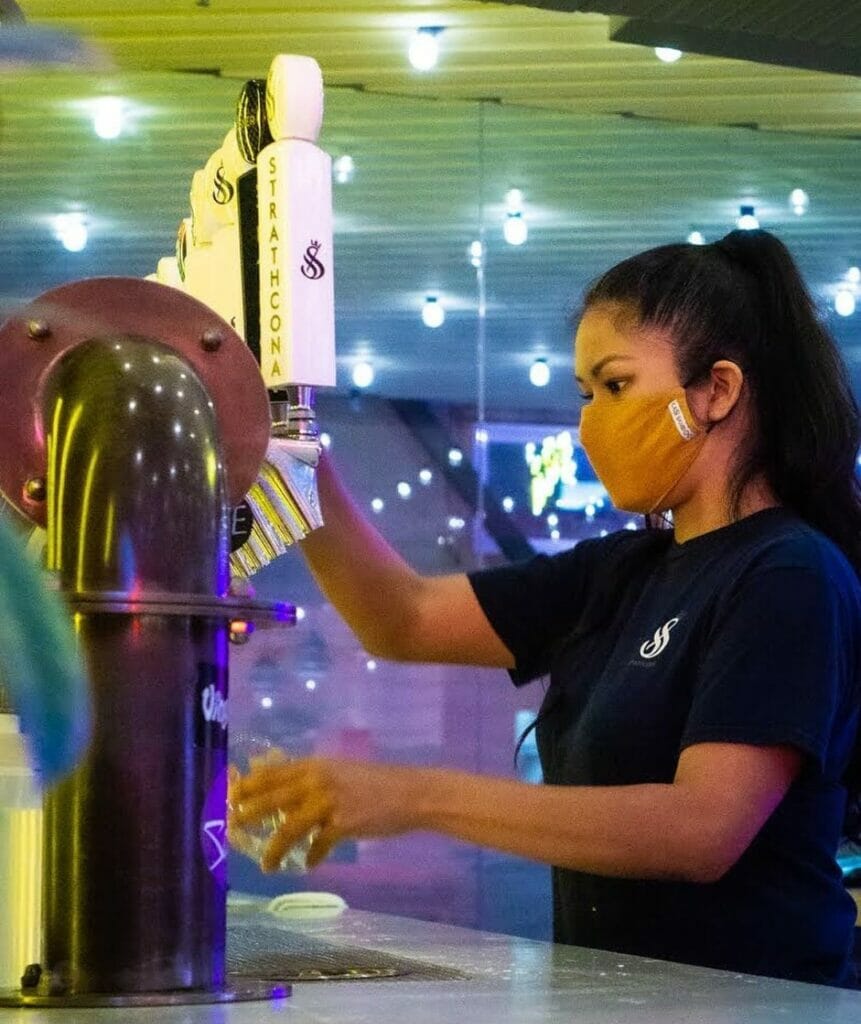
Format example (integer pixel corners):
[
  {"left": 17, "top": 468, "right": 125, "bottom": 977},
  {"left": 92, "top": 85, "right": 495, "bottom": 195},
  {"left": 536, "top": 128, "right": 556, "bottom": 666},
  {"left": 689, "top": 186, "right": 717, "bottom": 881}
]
[{"left": 639, "top": 617, "right": 680, "bottom": 659}]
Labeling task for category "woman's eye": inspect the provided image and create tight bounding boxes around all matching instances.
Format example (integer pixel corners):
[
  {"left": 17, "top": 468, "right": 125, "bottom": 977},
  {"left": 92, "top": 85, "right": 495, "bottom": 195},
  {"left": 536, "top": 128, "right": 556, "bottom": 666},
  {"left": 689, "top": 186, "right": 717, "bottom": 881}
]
[
  {"left": 578, "top": 392, "right": 593, "bottom": 402},
  {"left": 606, "top": 380, "right": 627, "bottom": 395}
]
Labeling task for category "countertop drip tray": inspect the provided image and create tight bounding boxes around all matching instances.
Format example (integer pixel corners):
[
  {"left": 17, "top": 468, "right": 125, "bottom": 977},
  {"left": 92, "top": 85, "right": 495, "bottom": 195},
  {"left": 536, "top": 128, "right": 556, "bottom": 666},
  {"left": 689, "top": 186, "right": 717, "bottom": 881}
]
[{"left": 228, "top": 923, "right": 470, "bottom": 982}]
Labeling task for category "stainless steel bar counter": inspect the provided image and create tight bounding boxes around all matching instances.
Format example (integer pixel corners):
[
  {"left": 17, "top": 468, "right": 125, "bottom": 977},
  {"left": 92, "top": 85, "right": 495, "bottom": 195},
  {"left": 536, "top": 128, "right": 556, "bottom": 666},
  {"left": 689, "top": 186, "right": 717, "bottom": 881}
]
[{"left": 7, "top": 895, "right": 861, "bottom": 1023}]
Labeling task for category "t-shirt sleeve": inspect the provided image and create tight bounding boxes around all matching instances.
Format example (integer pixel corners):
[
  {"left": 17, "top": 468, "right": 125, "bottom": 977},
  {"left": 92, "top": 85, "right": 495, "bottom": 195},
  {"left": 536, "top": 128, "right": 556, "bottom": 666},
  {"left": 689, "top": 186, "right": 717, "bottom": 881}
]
[
  {"left": 467, "top": 533, "right": 622, "bottom": 687},
  {"left": 681, "top": 564, "right": 852, "bottom": 774}
]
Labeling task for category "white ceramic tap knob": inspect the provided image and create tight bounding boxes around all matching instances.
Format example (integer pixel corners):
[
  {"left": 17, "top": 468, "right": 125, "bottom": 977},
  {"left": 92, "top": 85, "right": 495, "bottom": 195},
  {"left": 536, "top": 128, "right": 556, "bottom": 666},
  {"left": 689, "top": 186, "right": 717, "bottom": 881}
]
[{"left": 266, "top": 54, "right": 324, "bottom": 143}]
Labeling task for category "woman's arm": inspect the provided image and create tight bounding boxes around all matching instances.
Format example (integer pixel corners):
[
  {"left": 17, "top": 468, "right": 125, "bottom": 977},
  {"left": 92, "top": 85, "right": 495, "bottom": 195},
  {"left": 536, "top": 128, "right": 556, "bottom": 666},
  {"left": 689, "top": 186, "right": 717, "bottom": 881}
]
[
  {"left": 298, "top": 453, "right": 513, "bottom": 667},
  {"left": 231, "top": 741, "right": 802, "bottom": 880}
]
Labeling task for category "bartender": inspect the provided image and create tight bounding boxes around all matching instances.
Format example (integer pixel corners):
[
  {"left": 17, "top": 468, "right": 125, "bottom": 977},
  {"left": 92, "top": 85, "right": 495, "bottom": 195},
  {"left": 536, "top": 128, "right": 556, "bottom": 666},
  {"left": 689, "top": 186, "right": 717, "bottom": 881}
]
[{"left": 233, "top": 228, "right": 861, "bottom": 988}]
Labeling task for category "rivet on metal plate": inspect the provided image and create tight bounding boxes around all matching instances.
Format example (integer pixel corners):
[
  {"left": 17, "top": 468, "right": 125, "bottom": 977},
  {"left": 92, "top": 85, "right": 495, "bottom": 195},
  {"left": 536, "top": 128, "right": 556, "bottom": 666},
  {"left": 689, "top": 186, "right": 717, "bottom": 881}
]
[
  {"left": 24, "top": 477, "right": 47, "bottom": 502},
  {"left": 201, "top": 329, "right": 223, "bottom": 353},
  {"left": 27, "top": 320, "right": 52, "bottom": 341}
]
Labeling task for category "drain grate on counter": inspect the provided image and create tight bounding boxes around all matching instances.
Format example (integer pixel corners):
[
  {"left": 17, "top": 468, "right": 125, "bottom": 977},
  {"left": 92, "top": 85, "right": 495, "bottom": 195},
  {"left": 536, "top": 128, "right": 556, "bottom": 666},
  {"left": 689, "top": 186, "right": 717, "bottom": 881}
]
[{"left": 227, "top": 922, "right": 470, "bottom": 982}]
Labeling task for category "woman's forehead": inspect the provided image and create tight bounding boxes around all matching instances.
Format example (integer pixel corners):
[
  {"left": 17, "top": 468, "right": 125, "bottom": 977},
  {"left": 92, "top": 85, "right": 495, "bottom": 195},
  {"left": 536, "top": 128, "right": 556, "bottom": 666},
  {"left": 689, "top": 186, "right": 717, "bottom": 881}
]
[{"left": 574, "top": 305, "right": 677, "bottom": 377}]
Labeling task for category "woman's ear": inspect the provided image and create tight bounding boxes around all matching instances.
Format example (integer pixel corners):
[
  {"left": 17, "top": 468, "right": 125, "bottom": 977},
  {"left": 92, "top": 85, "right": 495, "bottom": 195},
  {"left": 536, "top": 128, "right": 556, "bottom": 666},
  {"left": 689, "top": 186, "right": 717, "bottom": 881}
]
[{"left": 691, "top": 360, "right": 744, "bottom": 427}]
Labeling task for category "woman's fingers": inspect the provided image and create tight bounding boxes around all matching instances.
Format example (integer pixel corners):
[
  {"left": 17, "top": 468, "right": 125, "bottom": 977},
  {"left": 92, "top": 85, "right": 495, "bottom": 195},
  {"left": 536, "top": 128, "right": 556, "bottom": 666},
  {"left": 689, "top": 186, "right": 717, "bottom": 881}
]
[{"left": 261, "top": 801, "right": 330, "bottom": 873}]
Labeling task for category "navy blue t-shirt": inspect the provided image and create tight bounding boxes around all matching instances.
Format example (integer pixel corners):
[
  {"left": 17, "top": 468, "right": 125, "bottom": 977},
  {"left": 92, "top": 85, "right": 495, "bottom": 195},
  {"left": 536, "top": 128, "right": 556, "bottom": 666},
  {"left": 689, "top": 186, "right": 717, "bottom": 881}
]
[{"left": 469, "top": 508, "right": 861, "bottom": 986}]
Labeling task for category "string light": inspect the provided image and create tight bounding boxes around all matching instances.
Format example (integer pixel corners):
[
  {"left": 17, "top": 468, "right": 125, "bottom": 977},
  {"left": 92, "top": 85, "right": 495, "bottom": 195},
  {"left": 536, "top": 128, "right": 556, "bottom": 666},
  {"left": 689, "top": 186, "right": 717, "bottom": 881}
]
[
  {"left": 654, "top": 47, "right": 683, "bottom": 63},
  {"left": 295, "top": 606, "right": 306, "bottom": 621},
  {"left": 409, "top": 27, "right": 443, "bottom": 71},
  {"left": 529, "top": 358, "right": 550, "bottom": 387},
  {"left": 448, "top": 448, "right": 463, "bottom": 467},
  {"left": 366, "top": 659, "right": 377, "bottom": 672},
  {"left": 371, "top": 498, "right": 385, "bottom": 513},
  {"left": 448, "top": 516, "right": 466, "bottom": 531},
  {"left": 469, "top": 240, "right": 484, "bottom": 268},
  {"left": 547, "top": 513, "right": 559, "bottom": 527},
  {"left": 550, "top": 529, "right": 561, "bottom": 541},
  {"left": 502, "top": 496, "right": 515, "bottom": 513},
  {"left": 419, "top": 468, "right": 433, "bottom": 485},
  {"left": 320, "top": 432, "right": 332, "bottom": 449},
  {"left": 422, "top": 295, "right": 445, "bottom": 329},
  {"left": 352, "top": 361, "right": 375, "bottom": 389},
  {"left": 260, "top": 696, "right": 273, "bottom": 709},
  {"left": 687, "top": 230, "right": 706, "bottom": 246},
  {"left": 305, "top": 679, "right": 317, "bottom": 692},
  {"left": 397, "top": 481, "right": 412, "bottom": 499}
]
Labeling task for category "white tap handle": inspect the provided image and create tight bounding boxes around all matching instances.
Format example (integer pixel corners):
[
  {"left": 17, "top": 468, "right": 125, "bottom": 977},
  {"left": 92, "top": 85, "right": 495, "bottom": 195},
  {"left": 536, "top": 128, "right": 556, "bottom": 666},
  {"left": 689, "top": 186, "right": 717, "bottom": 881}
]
[{"left": 266, "top": 55, "right": 324, "bottom": 143}]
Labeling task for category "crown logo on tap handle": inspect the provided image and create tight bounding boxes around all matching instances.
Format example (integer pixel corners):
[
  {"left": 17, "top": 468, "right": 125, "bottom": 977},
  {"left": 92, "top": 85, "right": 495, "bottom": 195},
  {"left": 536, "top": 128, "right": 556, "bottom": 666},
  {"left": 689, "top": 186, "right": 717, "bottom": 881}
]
[{"left": 148, "top": 55, "right": 336, "bottom": 577}]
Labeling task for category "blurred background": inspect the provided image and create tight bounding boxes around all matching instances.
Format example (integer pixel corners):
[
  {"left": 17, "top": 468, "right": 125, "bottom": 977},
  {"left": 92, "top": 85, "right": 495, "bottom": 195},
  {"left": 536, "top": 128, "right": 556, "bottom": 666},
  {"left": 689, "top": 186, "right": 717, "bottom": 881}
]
[{"left": 1, "top": 0, "right": 859, "bottom": 941}]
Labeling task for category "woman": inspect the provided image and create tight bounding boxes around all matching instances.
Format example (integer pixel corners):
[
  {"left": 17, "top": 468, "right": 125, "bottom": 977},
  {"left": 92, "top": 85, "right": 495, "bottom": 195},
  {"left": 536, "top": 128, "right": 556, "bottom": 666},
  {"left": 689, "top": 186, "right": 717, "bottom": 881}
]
[{"left": 232, "top": 229, "right": 861, "bottom": 987}]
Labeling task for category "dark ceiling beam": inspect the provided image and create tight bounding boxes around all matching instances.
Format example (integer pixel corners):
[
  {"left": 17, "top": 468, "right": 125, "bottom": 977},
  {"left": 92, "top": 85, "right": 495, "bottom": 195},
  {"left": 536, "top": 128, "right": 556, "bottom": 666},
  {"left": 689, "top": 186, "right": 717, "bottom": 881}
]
[
  {"left": 388, "top": 399, "right": 535, "bottom": 563},
  {"left": 483, "top": 2, "right": 861, "bottom": 77},
  {"left": 607, "top": 15, "right": 861, "bottom": 78}
]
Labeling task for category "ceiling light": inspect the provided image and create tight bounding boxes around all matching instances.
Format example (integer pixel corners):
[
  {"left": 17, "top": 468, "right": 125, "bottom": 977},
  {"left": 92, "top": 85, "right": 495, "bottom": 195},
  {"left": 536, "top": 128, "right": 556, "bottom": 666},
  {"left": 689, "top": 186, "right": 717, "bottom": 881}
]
[
  {"left": 789, "top": 188, "right": 809, "bottom": 215},
  {"left": 654, "top": 47, "right": 683, "bottom": 63},
  {"left": 529, "top": 358, "right": 550, "bottom": 388},
  {"left": 366, "top": 659, "right": 377, "bottom": 672},
  {"left": 409, "top": 27, "right": 443, "bottom": 71},
  {"left": 848, "top": 267, "right": 861, "bottom": 285},
  {"left": 422, "top": 295, "right": 445, "bottom": 329},
  {"left": 352, "top": 360, "right": 375, "bottom": 389},
  {"left": 397, "top": 481, "right": 412, "bottom": 499},
  {"left": 260, "top": 696, "right": 273, "bottom": 709},
  {"left": 305, "top": 679, "right": 317, "bottom": 692},
  {"left": 505, "top": 189, "right": 524, "bottom": 213},
  {"left": 93, "top": 96, "right": 124, "bottom": 140},
  {"left": 419, "top": 468, "right": 433, "bottom": 485},
  {"left": 736, "top": 205, "right": 760, "bottom": 231},
  {"left": 835, "top": 289, "right": 856, "bottom": 318},
  {"left": 504, "top": 211, "right": 528, "bottom": 246},
  {"left": 334, "top": 155, "right": 355, "bottom": 184},
  {"left": 502, "top": 496, "right": 515, "bottom": 513},
  {"left": 448, "top": 448, "right": 463, "bottom": 467},
  {"left": 687, "top": 230, "right": 706, "bottom": 246},
  {"left": 371, "top": 497, "right": 385, "bottom": 513},
  {"left": 54, "top": 211, "right": 88, "bottom": 252}
]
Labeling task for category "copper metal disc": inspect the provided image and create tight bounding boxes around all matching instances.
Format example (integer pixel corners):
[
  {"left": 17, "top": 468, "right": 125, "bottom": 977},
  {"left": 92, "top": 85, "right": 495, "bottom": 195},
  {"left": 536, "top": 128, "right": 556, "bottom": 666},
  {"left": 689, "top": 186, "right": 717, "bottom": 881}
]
[{"left": 0, "top": 277, "right": 271, "bottom": 526}]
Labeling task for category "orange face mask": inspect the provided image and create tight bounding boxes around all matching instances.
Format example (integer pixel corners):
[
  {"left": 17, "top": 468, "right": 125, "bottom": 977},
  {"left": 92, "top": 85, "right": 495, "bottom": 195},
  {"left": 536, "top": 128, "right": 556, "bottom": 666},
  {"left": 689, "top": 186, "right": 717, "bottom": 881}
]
[{"left": 579, "top": 387, "right": 708, "bottom": 514}]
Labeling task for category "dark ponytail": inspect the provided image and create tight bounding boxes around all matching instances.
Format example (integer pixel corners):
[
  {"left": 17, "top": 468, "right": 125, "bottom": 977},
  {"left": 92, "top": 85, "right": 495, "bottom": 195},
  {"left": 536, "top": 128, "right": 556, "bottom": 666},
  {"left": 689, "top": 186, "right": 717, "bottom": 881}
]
[{"left": 584, "top": 229, "right": 861, "bottom": 577}]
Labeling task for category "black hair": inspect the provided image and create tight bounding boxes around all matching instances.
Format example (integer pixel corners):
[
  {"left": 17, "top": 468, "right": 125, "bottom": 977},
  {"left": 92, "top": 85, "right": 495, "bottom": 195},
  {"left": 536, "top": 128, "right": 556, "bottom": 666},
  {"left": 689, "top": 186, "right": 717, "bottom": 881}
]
[
  {"left": 574, "top": 229, "right": 861, "bottom": 839},
  {"left": 584, "top": 228, "right": 861, "bottom": 575}
]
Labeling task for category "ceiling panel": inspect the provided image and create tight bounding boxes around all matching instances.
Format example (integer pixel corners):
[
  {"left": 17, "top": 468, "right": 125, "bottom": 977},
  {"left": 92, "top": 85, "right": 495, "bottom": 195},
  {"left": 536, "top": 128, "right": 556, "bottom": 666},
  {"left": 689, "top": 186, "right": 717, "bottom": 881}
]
[
  {"left": 19, "top": 1, "right": 861, "bottom": 136},
  {"left": 1, "top": 3, "right": 859, "bottom": 415}
]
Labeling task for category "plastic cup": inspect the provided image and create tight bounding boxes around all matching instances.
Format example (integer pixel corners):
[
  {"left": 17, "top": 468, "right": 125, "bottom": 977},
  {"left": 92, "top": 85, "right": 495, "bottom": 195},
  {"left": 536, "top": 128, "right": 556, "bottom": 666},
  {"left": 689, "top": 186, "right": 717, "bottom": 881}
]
[{"left": 228, "top": 733, "right": 315, "bottom": 874}]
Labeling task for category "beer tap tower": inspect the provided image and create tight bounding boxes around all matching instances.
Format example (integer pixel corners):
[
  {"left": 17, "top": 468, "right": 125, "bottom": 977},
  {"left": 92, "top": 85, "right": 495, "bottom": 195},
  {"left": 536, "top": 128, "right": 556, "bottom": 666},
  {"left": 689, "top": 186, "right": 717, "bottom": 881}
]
[
  {"left": 0, "top": 51, "right": 337, "bottom": 1007},
  {"left": 150, "top": 54, "right": 337, "bottom": 578}
]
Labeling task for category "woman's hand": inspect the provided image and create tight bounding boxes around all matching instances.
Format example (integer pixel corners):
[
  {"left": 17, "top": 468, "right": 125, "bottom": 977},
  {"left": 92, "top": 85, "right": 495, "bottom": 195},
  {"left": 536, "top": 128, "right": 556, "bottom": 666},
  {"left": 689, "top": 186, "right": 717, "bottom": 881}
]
[{"left": 229, "top": 757, "right": 428, "bottom": 872}]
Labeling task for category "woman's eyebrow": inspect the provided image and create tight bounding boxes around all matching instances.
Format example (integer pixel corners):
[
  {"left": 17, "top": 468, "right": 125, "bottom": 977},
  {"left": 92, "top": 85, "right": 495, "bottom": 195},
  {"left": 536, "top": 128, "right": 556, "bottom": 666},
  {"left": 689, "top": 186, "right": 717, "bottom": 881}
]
[{"left": 574, "top": 354, "right": 635, "bottom": 383}]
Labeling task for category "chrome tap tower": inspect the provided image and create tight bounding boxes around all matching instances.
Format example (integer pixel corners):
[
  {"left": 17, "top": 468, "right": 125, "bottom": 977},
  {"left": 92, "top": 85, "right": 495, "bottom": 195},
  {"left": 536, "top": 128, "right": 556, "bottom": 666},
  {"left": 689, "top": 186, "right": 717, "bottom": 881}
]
[{"left": 0, "top": 278, "right": 292, "bottom": 1006}]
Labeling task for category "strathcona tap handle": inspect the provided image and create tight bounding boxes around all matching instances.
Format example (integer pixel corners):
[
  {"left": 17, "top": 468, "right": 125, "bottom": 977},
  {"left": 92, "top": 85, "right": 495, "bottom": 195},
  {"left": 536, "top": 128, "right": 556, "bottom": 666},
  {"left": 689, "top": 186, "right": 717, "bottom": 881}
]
[{"left": 258, "top": 54, "right": 336, "bottom": 391}]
